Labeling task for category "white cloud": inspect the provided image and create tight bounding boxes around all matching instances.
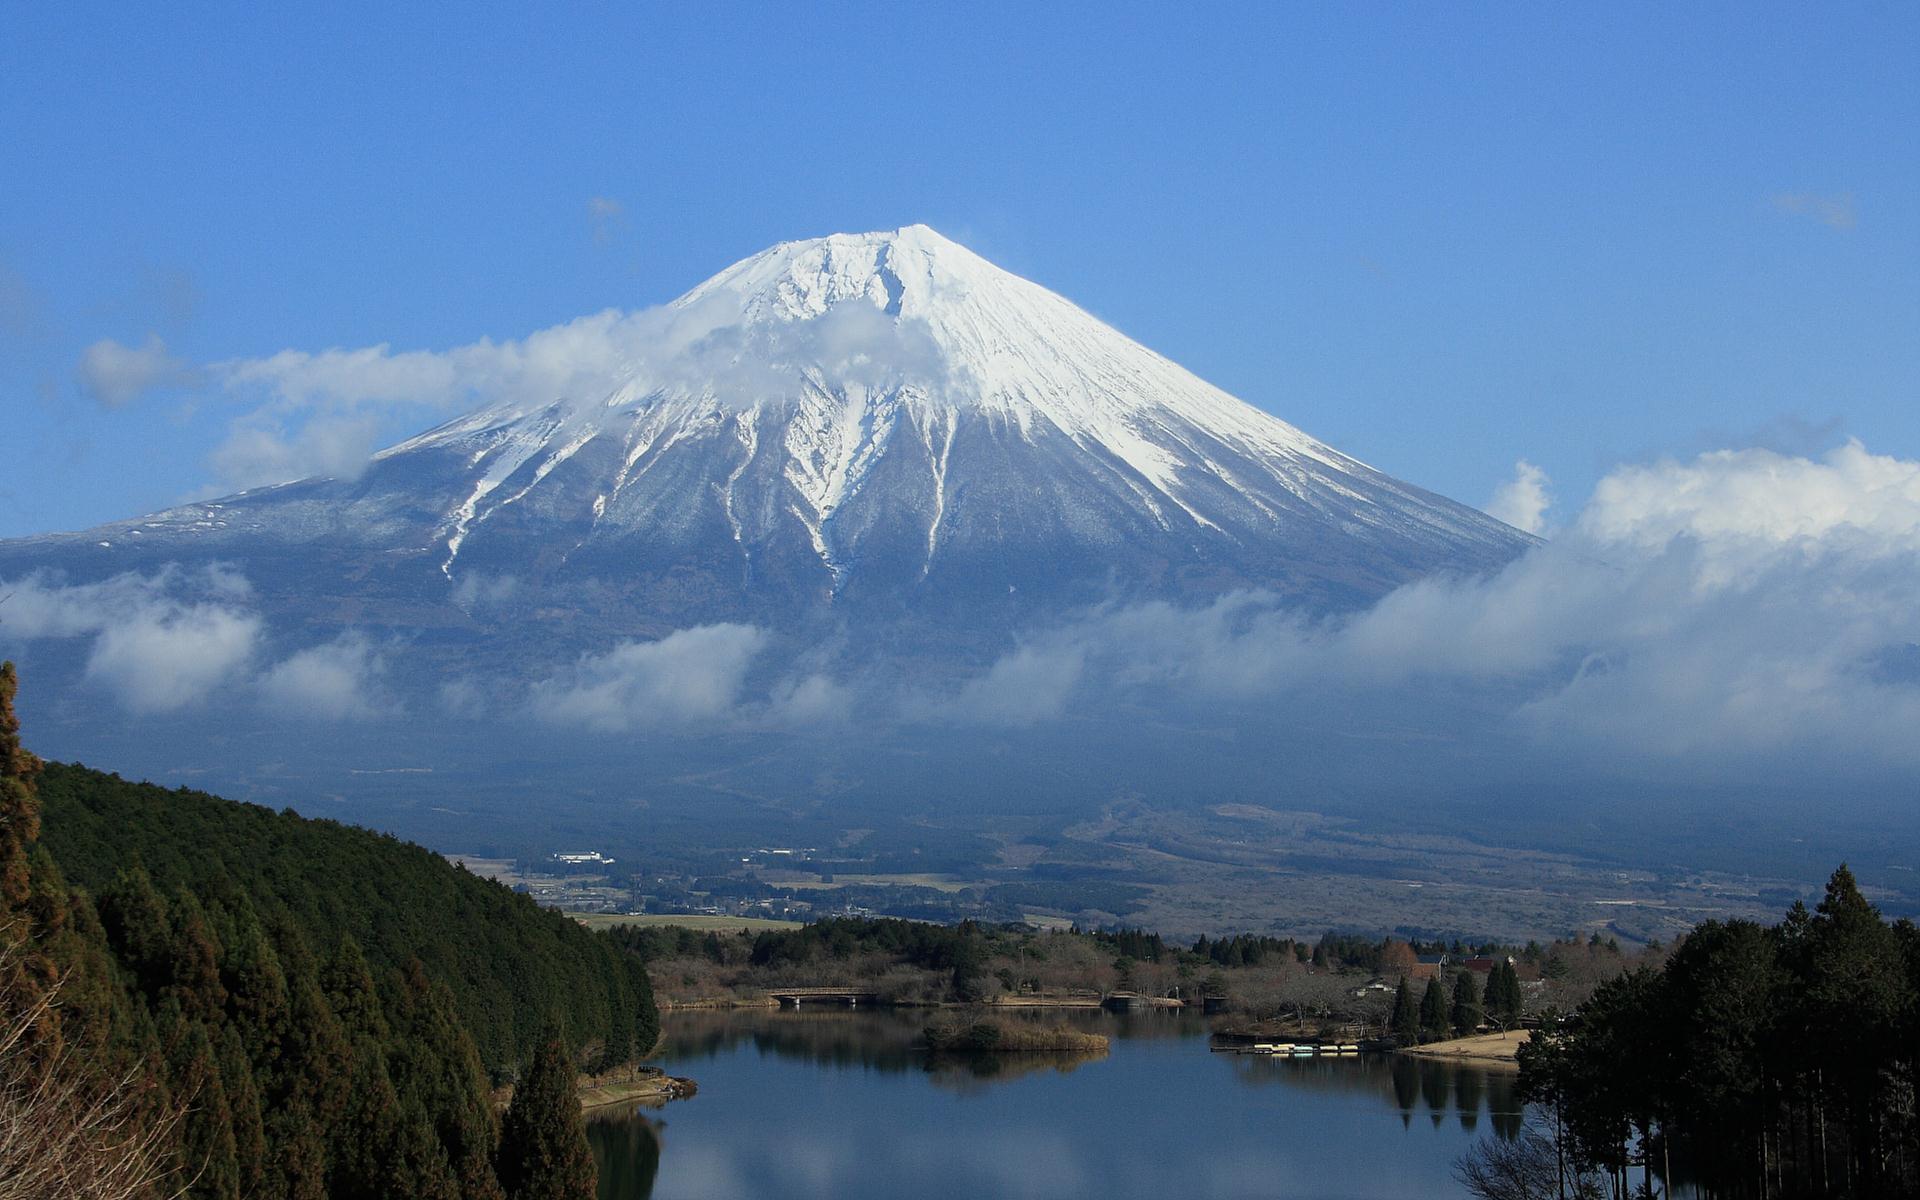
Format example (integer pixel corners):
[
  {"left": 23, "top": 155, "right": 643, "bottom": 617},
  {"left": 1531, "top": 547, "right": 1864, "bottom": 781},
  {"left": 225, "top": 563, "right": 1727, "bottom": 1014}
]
[
  {"left": 68, "top": 279, "right": 965, "bottom": 495},
  {"left": 77, "top": 334, "right": 195, "bottom": 407},
  {"left": 0, "top": 566, "right": 261, "bottom": 712},
  {"left": 451, "top": 572, "right": 519, "bottom": 610},
  {"left": 1773, "top": 191, "right": 1857, "bottom": 231},
  {"left": 937, "top": 641, "right": 1088, "bottom": 726},
  {"left": 257, "top": 634, "right": 391, "bottom": 720},
  {"left": 1578, "top": 440, "right": 1920, "bottom": 550},
  {"left": 1485, "top": 459, "right": 1552, "bottom": 535},
  {"left": 762, "top": 672, "right": 854, "bottom": 727},
  {"left": 587, "top": 195, "right": 624, "bottom": 244},
  {"left": 934, "top": 441, "right": 1920, "bottom": 773},
  {"left": 437, "top": 676, "right": 490, "bottom": 718},
  {"left": 531, "top": 624, "right": 768, "bottom": 732},
  {"left": 207, "top": 413, "right": 384, "bottom": 490},
  {"left": 86, "top": 606, "right": 261, "bottom": 713}
]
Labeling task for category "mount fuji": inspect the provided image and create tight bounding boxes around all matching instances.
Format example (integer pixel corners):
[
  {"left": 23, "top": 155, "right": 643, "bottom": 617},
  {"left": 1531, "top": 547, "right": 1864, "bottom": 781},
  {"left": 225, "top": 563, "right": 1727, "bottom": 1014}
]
[{"left": 1, "top": 225, "right": 1527, "bottom": 678}]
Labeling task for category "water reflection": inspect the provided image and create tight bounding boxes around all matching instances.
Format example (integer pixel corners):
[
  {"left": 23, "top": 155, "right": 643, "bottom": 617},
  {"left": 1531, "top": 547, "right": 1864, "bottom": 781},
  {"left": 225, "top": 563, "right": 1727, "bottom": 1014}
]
[
  {"left": 1228, "top": 1050, "right": 1522, "bottom": 1140},
  {"left": 592, "top": 1008, "right": 1528, "bottom": 1199},
  {"left": 587, "top": 1109, "right": 660, "bottom": 1199}
]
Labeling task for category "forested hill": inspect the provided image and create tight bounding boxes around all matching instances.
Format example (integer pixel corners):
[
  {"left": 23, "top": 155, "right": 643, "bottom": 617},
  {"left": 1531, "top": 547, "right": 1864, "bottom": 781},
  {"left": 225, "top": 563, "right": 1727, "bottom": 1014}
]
[
  {"left": 35, "top": 760, "right": 658, "bottom": 1075},
  {"left": 0, "top": 666, "right": 647, "bottom": 1200}
]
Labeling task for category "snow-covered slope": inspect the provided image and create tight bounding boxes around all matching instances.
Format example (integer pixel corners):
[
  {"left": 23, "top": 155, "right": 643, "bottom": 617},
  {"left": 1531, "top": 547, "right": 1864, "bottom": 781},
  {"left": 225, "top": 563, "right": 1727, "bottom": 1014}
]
[{"left": 1, "top": 226, "right": 1528, "bottom": 658}]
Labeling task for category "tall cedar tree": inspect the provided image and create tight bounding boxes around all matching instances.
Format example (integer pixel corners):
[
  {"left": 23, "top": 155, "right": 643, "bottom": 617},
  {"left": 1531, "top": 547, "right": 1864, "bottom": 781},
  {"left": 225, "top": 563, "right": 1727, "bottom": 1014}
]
[
  {"left": 497, "top": 1027, "right": 597, "bottom": 1200},
  {"left": 0, "top": 661, "right": 54, "bottom": 1038},
  {"left": 0, "top": 662, "right": 40, "bottom": 911},
  {"left": 1418, "top": 976, "right": 1450, "bottom": 1042},
  {"left": 1449, "top": 969, "right": 1482, "bottom": 1036},
  {"left": 1484, "top": 960, "right": 1523, "bottom": 1028},
  {"left": 1390, "top": 977, "right": 1419, "bottom": 1042}
]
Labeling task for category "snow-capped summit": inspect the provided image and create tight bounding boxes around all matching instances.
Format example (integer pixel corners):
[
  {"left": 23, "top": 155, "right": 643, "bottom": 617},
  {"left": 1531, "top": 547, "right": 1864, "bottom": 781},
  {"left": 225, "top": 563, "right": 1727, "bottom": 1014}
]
[{"left": 1, "top": 226, "right": 1529, "bottom": 661}]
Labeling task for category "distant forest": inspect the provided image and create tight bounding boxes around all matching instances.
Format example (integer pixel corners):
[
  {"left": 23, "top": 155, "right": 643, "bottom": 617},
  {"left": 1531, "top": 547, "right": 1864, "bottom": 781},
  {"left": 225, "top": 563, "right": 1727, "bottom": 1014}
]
[{"left": 0, "top": 662, "right": 646, "bottom": 1199}]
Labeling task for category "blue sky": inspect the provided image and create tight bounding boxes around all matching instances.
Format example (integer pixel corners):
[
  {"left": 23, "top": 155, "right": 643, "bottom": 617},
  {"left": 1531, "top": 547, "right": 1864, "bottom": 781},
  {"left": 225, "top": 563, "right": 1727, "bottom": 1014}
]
[{"left": 2, "top": 4, "right": 1915, "bottom": 538}]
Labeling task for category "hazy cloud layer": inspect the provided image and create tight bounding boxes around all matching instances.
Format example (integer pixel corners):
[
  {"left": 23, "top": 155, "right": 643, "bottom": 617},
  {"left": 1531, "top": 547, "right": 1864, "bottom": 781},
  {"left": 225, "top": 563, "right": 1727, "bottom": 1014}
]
[
  {"left": 257, "top": 633, "right": 393, "bottom": 720},
  {"left": 0, "top": 566, "right": 259, "bottom": 712},
  {"left": 11, "top": 437, "right": 1919, "bottom": 805},
  {"left": 930, "top": 441, "right": 1920, "bottom": 775},
  {"left": 531, "top": 624, "right": 769, "bottom": 732},
  {"left": 0, "top": 567, "right": 391, "bottom": 719}
]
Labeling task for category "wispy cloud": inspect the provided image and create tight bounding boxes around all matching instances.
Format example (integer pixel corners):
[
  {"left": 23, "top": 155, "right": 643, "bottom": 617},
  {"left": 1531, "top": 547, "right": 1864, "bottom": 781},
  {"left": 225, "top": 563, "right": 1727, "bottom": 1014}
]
[
  {"left": 77, "top": 334, "right": 198, "bottom": 407},
  {"left": 257, "top": 633, "right": 394, "bottom": 720},
  {"left": 1485, "top": 459, "right": 1552, "bottom": 535},
  {"left": 173, "top": 292, "right": 955, "bottom": 493},
  {"left": 587, "top": 195, "right": 625, "bottom": 244},
  {"left": 926, "top": 440, "right": 1920, "bottom": 775},
  {"left": 530, "top": 624, "right": 769, "bottom": 732},
  {"left": 1772, "top": 191, "right": 1857, "bottom": 231},
  {"left": 0, "top": 566, "right": 259, "bottom": 712}
]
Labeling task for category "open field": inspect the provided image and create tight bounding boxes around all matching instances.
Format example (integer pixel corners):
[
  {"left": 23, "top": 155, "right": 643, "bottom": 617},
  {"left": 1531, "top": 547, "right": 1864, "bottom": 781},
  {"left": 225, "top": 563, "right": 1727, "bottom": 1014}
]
[{"left": 572, "top": 913, "right": 806, "bottom": 933}]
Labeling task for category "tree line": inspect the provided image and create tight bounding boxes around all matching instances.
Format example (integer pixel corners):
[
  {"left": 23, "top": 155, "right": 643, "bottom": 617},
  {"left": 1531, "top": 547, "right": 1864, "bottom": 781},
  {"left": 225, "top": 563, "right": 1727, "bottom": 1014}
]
[
  {"left": 1500, "top": 866, "right": 1918, "bottom": 1199},
  {"left": 1388, "top": 960, "right": 1527, "bottom": 1044}
]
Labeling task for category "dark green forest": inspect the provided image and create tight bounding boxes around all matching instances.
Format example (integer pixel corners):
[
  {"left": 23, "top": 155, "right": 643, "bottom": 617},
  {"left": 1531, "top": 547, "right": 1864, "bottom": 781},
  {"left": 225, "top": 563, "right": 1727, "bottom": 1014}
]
[
  {"left": 1512, "top": 867, "right": 1920, "bottom": 1199},
  {"left": 35, "top": 761, "right": 659, "bottom": 1074},
  {"left": 0, "top": 663, "right": 655, "bottom": 1199}
]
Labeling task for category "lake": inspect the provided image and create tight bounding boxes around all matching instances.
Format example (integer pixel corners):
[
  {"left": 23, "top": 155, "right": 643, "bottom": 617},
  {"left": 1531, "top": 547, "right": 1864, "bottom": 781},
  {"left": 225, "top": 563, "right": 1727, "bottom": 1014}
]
[{"left": 589, "top": 1008, "right": 1526, "bottom": 1199}]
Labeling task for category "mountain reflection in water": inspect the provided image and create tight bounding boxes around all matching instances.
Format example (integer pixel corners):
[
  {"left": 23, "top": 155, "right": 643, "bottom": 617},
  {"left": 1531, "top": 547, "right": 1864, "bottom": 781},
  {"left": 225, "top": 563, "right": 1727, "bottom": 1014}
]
[{"left": 592, "top": 1008, "right": 1525, "bottom": 1199}]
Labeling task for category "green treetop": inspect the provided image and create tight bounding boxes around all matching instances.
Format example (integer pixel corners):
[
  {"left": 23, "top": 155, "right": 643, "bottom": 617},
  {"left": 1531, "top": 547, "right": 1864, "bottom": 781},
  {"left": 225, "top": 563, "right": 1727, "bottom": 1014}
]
[
  {"left": 496, "top": 1026, "right": 596, "bottom": 1200},
  {"left": 1450, "top": 969, "right": 1483, "bottom": 1036},
  {"left": 1419, "top": 976, "right": 1450, "bottom": 1042}
]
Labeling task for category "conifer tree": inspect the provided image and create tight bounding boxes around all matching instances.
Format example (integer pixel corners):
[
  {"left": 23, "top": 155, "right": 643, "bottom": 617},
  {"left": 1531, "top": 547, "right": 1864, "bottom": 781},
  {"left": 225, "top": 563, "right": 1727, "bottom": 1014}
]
[
  {"left": 1390, "top": 976, "right": 1419, "bottom": 1042},
  {"left": 222, "top": 908, "right": 291, "bottom": 1067},
  {"left": 99, "top": 864, "right": 174, "bottom": 996},
  {"left": 497, "top": 1025, "right": 596, "bottom": 1200},
  {"left": 168, "top": 1019, "right": 241, "bottom": 1200},
  {"left": 389, "top": 961, "right": 504, "bottom": 1200},
  {"left": 261, "top": 1096, "right": 327, "bottom": 1200},
  {"left": 385, "top": 1098, "right": 464, "bottom": 1200},
  {"left": 0, "top": 662, "right": 41, "bottom": 914},
  {"left": 1450, "top": 968, "right": 1482, "bottom": 1035},
  {"left": 166, "top": 889, "right": 227, "bottom": 1021},
  {"left": 217, "top": 1024, "right": 268, "bottom": 1197},
  {"left": 1486, "top": 960, "right": 1523, "bottom": 1028},
  {"left": 1419, "top": 976, "right": 1450, "bottom": 1042},
  {"left": 321, "top": 935, "right": 387, "bottom": 1042},
  {"left": 330, "top": 1043, "right": 413, "bottom": 1199},
  {"left": 0, "top": 661, "right": 54, "bottom": 1039}
]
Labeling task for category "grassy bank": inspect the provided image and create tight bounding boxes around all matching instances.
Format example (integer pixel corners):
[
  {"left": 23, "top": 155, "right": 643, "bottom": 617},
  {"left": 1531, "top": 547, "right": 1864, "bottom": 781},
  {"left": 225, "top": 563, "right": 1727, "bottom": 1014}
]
[
  {"left": 490, "top": 1067, "right": 698, "bottom": 1112},
  {"left": 1396, "top": 1030, "right": 1530, "bottom": 1065}
]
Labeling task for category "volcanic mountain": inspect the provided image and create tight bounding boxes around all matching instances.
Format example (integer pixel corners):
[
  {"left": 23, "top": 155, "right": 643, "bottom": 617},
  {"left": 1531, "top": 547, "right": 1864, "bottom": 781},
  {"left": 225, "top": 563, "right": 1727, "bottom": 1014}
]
[{"left": 2, "top": 225, "right": 1526, "bottom": 666}]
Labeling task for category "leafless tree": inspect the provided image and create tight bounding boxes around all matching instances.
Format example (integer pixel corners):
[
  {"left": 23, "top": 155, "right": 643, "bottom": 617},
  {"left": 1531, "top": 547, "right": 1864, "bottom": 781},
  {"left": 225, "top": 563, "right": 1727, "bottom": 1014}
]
[
  {"left": 0, "top": 947, "right": 183, "bottom": 1200},
  {"left": 1456, "top": 1127, "right": 1608, "bottom": 1200}
]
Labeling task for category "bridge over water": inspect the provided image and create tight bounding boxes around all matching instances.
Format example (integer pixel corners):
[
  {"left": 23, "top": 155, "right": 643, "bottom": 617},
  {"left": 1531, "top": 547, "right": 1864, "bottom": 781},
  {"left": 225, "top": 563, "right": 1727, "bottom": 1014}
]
[{"left": 765, "top": 986, "right": 883, "bottom": 1009}]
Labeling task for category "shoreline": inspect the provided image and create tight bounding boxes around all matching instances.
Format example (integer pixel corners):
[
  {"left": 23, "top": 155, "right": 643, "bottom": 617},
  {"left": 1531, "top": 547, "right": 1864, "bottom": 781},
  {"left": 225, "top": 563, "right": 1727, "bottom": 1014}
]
[
  {"left": 492, "top": 1066, "right": 699, "bottom": 1113},
  {"left": 1395, "top": 1030, "right": 1530, "bottom": 1067},
  {"left": 579, "top": 1066, "right": 698, "bottom": 1109}
]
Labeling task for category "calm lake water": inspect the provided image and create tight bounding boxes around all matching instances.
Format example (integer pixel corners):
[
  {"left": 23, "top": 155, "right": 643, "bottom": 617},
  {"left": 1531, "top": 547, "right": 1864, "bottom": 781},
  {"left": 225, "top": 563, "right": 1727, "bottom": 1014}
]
[{"left": 589, "top": 1008, "right": 1526, "bottom": 1200}]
